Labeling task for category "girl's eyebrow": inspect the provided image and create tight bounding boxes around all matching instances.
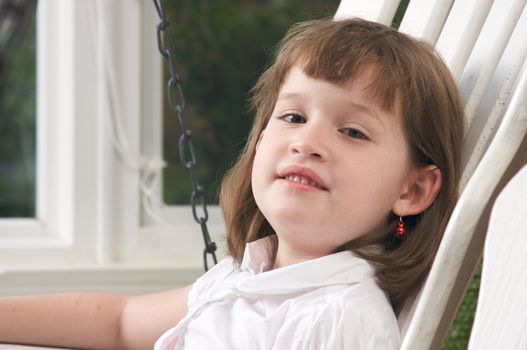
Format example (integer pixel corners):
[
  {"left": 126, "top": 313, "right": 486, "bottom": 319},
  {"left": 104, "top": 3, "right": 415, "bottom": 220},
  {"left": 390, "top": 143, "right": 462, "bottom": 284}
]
[
  {"left": 350, "top": 102, "right": 380, "bottom": 118},
  {"left": 347, "top": 102, "right": 386, "bottom": 129},
  {"left": 276, "top": 92, "right": 303, "bottom": 101},
  {"left": 276, "top": 91, "right": 386, "bottom": 128}
]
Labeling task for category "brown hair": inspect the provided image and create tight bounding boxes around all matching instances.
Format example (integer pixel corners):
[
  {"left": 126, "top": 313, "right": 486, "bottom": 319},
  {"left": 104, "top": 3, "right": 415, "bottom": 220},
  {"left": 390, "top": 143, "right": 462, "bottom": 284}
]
[{"left": 220, "top": 18, "right": 464, "bottom": 311}]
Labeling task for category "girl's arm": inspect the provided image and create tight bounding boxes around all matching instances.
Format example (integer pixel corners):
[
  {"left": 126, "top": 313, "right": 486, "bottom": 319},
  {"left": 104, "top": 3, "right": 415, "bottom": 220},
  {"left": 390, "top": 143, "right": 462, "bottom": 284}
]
[
  {"left": 120, "top": 286, "right": 192, "bottom": 350},
  {"left": 0, "top": 285, "right": 191, "bottom": 350}
]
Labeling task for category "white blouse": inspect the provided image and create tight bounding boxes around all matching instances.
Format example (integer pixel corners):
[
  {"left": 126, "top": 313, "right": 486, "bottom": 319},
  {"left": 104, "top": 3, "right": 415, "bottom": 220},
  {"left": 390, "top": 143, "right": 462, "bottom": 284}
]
[{"left": 155, "top": 235, "right": 400, "bottom": 350}]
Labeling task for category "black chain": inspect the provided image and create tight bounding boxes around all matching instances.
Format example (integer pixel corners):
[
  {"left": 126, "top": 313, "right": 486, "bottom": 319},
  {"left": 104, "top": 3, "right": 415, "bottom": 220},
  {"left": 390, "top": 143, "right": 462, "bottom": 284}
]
[{"left": 152, "top": 0, "right": 217, "bottom": 272}]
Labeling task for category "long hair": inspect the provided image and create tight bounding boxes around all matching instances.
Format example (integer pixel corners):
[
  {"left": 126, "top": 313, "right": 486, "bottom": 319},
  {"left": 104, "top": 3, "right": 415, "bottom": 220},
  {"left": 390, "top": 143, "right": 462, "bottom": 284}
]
[{"left": 219, "top": 18, "right": 464, "bottom": 311}]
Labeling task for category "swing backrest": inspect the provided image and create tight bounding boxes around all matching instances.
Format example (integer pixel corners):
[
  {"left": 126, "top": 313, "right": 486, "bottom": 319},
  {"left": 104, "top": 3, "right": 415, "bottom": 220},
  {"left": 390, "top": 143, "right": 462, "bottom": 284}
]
[
  {"left": 467, "top": 163, "right": 527, "bottom": 349},
  {"left": 335, "top": 0, "right": 527, "bottom": 348}
]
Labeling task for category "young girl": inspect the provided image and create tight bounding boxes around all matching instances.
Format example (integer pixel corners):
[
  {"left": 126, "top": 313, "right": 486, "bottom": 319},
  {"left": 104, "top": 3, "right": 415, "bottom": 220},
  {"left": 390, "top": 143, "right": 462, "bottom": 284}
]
[{"left": 0, "top": 18, "right": 464, "bottom": 350}]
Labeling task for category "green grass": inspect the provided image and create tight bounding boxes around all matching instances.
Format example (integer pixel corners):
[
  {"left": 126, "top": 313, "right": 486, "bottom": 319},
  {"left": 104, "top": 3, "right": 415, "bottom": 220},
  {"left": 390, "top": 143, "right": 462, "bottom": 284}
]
[{"left": 442, "top": 264, "right": 482, "bottom": 349}]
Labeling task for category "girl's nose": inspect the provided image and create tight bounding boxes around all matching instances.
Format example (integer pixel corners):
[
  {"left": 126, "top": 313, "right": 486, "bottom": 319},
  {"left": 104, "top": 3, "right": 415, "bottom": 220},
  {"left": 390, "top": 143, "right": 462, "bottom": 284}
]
[{"left": 289, "top": 133, "right": 328, "bottom": 161}]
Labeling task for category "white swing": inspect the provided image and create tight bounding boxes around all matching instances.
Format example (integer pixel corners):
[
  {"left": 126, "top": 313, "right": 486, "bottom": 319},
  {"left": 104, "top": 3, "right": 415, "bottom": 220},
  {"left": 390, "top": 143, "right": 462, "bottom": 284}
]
[{"left": 336, "top": 0, "right": 527, "bottom": 348}]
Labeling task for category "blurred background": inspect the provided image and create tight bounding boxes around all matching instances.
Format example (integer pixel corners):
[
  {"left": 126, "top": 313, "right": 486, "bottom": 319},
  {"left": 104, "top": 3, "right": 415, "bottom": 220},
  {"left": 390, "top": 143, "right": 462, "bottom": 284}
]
[
  {"left": 0, "top": 0, "right": 36, "bottom": 217},
  {"left": 161, "top": 0, "right": 341, "bottom": 205}
]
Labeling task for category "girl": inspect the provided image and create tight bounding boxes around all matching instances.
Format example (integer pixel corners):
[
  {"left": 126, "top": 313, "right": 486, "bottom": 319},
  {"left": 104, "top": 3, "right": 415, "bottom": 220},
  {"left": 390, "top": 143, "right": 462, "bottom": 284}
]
[{"left": 0, "top": 18, "right": 464, "bottom": 350}]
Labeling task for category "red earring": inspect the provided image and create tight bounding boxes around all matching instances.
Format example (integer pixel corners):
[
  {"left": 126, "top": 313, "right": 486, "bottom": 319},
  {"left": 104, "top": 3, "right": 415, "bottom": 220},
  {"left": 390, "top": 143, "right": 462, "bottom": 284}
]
[{"left": 395, "top": 216, "right": 406, "bottom": 237}]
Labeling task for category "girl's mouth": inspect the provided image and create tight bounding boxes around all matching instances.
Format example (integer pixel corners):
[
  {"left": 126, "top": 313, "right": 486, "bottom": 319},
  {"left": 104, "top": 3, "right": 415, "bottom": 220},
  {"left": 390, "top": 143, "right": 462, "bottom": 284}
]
[
  {"left": 278, "top": 165, "right": 329, "bottom": 191},
  {"left": 284, "top": 174, "right": 325, "bottom": 190}
]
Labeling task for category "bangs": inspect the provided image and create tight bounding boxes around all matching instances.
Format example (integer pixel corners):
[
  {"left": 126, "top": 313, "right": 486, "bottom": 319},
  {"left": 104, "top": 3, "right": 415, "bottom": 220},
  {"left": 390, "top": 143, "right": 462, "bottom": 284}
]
[
  {"left": 277, "top": 19, "right": 410, "bottom": 115},
  {"left": 302, "top": 54, "right": 402, "bottom": 115}
]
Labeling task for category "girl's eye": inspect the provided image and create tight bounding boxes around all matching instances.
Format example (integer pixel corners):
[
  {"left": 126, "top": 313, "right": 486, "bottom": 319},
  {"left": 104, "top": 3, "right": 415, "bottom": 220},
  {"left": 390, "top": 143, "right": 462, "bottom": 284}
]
[
  {"left": 280, "top": 114, "right": 306, "bottom": 124},
  {"left": 341, "top": 128, "right": 369, "bottom": 140}
]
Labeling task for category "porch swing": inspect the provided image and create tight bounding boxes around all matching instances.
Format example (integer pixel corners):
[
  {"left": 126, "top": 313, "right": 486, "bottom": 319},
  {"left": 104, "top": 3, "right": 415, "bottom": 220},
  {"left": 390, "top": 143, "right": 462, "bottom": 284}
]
[
  {"left": 334, "top": 1, "right": 527, "bottom": 348},
  {"left": 336, "top": 1, "right": 527, "bottom": 348}
]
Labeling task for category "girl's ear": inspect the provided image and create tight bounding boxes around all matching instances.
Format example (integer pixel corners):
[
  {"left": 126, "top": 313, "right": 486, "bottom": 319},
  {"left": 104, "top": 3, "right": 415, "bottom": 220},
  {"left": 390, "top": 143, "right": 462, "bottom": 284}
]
[{"left": 393, "top": 165, "right": 442, "bottom": 216}]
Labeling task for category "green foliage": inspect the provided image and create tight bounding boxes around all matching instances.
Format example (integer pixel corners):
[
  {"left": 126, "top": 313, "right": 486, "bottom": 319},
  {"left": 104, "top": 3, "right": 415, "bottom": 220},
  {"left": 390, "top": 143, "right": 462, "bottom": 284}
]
[
  {"left": 392, "top": 0, "right": 411, "bottom": 28},
  {"left": 162, "top": 0, "right": 339, "bottom": 204},
  {"left": 0, "top": 4, "right": 36, "bottom": 217},
  {"left": 443, "top": 264, "right": 482, "bottom": 349}
]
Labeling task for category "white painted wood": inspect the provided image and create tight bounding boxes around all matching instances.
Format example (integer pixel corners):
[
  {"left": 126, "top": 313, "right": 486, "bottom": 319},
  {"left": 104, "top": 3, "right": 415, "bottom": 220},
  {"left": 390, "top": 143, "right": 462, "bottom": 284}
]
[
  {"left": 398, "top": 0, "right": 454, "bottom": 44},
  {"left": 332, "top": 1, "right": 527, "bottom": 347},
  {"left": 467, "top": 164, "right": 527, "bottom": 349},
  {"left": 459, "top": 0, "right": 527, "bottom": 127},
  {"left": 139, "top": 0, "right": 164, "bottom": 228},
  {"left": 0, "top": 1, "right": 99, "bottom": 264},
  {"left": 435, "top": 0, "right": 494, "bottom": 79},
  {"left": 401, "top": 50, "right": 527, "bottom": 350},
  {"left": 334, "top": 0, "right": 401, "bottom": 24},
  {"left": 333, "top": 1, "right": 526, "bottom": 345},
  {"left": 0, "top": 268, "right": 200, "bottom": 297},
  {"left": 90, "top": 0, "right": 119, "bottom": 265},
  {"left": 0, "top": 220, "right": 44, "bottom": 239},
  {"left": 396, "top": 1, "right": 527, "bottom": 346},
  {"left": 461, "top": 2, "right": 527, "bottom": 187},
  {"left": 0, "top": 0, "right": 113, "bottom": 264},
  {"left": 35, "top": 0, "right": 77, "bottom": 244},
  {"left": 1, "top": 0, "right": 223, "bottom": 290}
]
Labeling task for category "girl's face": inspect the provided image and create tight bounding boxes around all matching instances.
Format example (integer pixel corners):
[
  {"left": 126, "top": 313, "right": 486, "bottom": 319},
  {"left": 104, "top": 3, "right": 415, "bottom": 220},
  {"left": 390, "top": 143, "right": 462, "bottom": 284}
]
[{"left": 251, "top": 65, "right": 418, "bottom": 262}]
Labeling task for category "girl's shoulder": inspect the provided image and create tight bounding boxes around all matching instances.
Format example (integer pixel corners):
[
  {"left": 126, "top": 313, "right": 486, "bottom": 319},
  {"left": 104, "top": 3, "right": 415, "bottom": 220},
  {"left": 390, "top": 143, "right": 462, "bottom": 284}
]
[{"left": 187, "top": 256, "right": 240, "bottom": 307}]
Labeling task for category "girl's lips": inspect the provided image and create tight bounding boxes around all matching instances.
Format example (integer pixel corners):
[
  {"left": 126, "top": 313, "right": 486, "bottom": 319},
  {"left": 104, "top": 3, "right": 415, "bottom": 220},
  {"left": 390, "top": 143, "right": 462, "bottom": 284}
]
[{"left": 278, "top": 165, "right": 329, "bottom": 190}]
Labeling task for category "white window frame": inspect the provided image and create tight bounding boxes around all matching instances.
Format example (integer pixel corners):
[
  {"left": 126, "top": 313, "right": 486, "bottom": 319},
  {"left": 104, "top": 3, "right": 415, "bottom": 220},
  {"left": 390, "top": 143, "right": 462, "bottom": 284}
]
[{"left": 0, "top": 0, "right": 224, "bottom": 295}]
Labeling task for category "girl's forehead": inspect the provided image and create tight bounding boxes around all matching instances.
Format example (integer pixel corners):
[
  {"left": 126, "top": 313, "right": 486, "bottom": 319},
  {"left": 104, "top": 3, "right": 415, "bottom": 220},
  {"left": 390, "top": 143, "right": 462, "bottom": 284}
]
[
  {"left": 283, "top": 62, "right": 374, "bottom": 92},
  {"left": 278, "top": 64, "right": 401, "bottom": 116}
]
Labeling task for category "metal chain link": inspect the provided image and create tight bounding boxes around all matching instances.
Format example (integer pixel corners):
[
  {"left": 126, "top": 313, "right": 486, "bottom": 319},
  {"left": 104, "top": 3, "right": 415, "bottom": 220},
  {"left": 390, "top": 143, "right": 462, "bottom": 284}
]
[{"left": 152, "top": 0, "right": 217, "bottom": 271}]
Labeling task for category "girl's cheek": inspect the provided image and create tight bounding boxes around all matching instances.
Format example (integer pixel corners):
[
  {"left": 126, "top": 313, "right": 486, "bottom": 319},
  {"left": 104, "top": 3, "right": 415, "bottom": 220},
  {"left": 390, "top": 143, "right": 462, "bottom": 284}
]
[{"left": 255, "top": 131, "right": 265, "bottom": 150}]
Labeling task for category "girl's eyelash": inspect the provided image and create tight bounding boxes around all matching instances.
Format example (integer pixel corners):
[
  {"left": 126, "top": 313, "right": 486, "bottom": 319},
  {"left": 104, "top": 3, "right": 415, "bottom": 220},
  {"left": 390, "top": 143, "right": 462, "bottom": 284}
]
[
  {"left": 279, "top": 113, "right": 306, "bottom": 123},
  {"left": 278, "top": 114, "right": 369, "bottom": 140},
  {"left": 340, "top": 128, "right": 369, "bottom": 140}
]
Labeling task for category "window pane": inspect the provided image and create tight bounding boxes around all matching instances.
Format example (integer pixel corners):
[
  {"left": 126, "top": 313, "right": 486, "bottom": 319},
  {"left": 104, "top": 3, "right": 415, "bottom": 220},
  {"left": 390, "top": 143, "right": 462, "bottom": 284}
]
[
  {"left": 0, "top": 0, "right": 37, "bottom": 217},
  {"left": 162, "top": 0, "right": 340, "bottom": 204}
]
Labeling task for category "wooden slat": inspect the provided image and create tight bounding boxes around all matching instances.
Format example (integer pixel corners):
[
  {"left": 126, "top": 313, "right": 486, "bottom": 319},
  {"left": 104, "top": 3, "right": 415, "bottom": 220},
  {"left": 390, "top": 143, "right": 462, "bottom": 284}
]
[
  {"left": 401, "top": 50, "right": 527, "bottom": 350},
  {"left": 459, "top": 0, "right": 527, "bottom": 125},
  {"left": 467, "top": 164, "right": 527, "bottom": 349},
  {"left": 334, "top": 0, "right": 401, "bottom": 25},
  {"left": 334, "top": 2, "right": 527, "bottom": 348},
  {"left": 399, "top": 3, "right": 527, "bottom": 345},
  {"left": 435, "top": 0, "right": 494, "bottom": 78},
  {"left": 461, "top": 2, "right": 527, "bottom": 186},
  {"left": 398, "top": 0, "right": 454, "bottom": 45}
]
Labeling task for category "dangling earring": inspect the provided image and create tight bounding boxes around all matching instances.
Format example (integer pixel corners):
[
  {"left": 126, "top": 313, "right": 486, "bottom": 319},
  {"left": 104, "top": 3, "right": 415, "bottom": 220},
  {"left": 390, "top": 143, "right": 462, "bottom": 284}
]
[{"left": 395, "top": 216, "right": 406, "bottom": 237}]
